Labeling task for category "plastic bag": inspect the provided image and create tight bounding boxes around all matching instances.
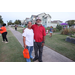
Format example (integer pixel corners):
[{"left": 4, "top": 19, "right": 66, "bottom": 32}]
[{"left": 23, "top": 48, "right": 30, "bottom": 59}]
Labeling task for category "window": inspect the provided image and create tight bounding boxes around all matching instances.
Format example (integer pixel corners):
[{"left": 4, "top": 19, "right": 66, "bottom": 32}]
[{"left": 33, "top": 18, "right": 35, "bottom": 20}]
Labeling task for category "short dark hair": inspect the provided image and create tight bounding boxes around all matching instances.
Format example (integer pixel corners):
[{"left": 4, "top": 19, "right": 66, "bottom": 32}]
[
  {"left": 27, "top": 21, "right": 32, "bottom": 24},
  {"left": 2, "top": 23, "right": 6, "bottom": 26}
]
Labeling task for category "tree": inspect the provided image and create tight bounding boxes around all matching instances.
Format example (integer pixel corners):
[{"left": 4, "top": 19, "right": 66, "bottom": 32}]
[
  {"left": 17, "top": 20, "right": 21, "bottom": 25},
  {"left": 66, "top": 20, "right": 75, "bottom": 26},
  {"left": 56, "top": 25, "right": 62, "bottom": 31},
  {"left": 14, "top": 20, "right": 21, "bottom": 25},
  {"left": 8, "top": 20, "right": 13, "bottom": 25},
  {"left": 0, "top": 15, "right": 4, "bottom": 25}
]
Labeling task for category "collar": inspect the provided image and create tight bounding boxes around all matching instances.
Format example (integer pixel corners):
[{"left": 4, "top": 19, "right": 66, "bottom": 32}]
[{"left": 35, "top": 24, "right": 42, "bottom": 26}]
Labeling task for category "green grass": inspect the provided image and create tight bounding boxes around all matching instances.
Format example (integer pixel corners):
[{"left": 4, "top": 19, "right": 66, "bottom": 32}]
[
  {"left": 0, "top": 29, "right": 26, "bottom": 62},
  {"left": 17, "top": 29, "right": 23, "bottom": 33},
  {"left": 11, "top": 27, "right": 24, "bottom": 33},
  {"left": 45, "top": 34, "right": 75, "bottom": 61}
]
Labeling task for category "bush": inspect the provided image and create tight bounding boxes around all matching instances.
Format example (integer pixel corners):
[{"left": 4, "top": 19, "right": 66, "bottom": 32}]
[
  {"left": 53, "top": 28, "right": 59, "bottom": 32},
  {"left": 56, "top": 25, "right": 62, "bottom": 31},
  {"left": 61, "top": 28, "right": 70, "bottom": 35},
  {"left": 61, "top": 28, "right": 75, "bottom": 35}
]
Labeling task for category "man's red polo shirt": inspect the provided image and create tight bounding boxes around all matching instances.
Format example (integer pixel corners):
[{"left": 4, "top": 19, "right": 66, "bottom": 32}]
[{"left": 32, "top": 24, "right": 46, "bottom": 42}]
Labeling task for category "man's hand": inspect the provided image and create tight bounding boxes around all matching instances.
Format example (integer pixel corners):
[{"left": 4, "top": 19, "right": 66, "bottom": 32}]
[{"left": 41, "top": 43, "right": 44, "bottom": 47}]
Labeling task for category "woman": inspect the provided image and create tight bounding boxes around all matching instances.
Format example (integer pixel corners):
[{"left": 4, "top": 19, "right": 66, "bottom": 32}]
[
  {"left": 22, "top": 21, "right": 34, "bottom": 62},
  {"left": 0, "top": 23, "right": 8, "bottom": 43},
  {"left": 15, "top": 25, "right": 18, "bottom": 31},
  {"left": 49, "top": 26, "right": 53, "bottom": 38}
]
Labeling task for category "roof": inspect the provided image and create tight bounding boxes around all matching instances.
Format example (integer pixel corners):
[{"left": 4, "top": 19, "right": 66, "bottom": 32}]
[
  {"left": 37, "top": 13, "right": 51, "bottom": 18},
  {"left": 37, "top": 13, "right": 46, "bottom": 16},
  {"left": 51, "top": 20, "right": 63, "bottom": 23}
]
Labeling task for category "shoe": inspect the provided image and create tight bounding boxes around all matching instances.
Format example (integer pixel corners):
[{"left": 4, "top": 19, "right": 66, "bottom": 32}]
[
  {"left": 2, "top": 41, "right": 5, "bottom": 42},
  {"left": 5, "top": 42, "right": 8, "bottom": 43},
  {"left": 38, "top": 60, "right": 43, "bottom": 62},
  {"left": 38, "top": 59, "right": 43, "bottom": 62},
  {"left": 30, "top": 57, "right": 34, "bottom": 60},
  {"left": 33, "top": 58, "right": 38, "bottom": 61}
]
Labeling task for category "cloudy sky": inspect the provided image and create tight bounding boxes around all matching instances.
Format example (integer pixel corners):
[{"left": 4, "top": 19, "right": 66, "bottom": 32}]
[{"left": 0, "top": 12, "right": 75, "bottom": 23}]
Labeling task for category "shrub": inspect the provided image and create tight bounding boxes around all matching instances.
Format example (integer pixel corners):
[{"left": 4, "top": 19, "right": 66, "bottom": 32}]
[
  {"left": 61, "top": 28, "right": 70, "bottom": 35},
  {"left": 61, "top": 28, "right": 75, "bottom": 35},
  {"left": 53, "top": 28, "right": 59, "bottom": 32},
  {"left": 56, "top": 25, "right": 62, "bottom": 31}
]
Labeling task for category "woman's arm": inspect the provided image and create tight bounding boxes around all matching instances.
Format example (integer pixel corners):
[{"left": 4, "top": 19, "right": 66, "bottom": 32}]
[
  {"left": 23, "top": 28, "right": 25, "bottom": 33},
  {"left": 0, "top": 29, "right": 2, "bottom": 31},
  {"left": 23, "top": 36, "right": 27, "bottom": 49}
]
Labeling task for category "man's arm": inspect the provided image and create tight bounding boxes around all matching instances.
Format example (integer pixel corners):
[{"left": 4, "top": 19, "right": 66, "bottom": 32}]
[
  {"left": 42, "top": 36, "right": 45, "bottom": 47},
  {"left": 42, "top": 36, "right": 45, "bottom": 43},
  {"left": 42, "top": 27, "right": 46, "bottom": 47}
]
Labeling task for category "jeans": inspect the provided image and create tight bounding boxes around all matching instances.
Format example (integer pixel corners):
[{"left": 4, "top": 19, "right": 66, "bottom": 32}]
[{"left": 26, "top": 46, "right": 33, "bottom": 62}]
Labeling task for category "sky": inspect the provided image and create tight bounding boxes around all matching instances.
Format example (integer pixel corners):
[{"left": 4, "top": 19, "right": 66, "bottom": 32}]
[{"left": 0, "top": 12, "right": 75, "bottom": 23}]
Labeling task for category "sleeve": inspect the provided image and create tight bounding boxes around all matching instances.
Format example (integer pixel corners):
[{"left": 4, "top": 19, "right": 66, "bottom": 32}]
[
  {"left": 31, "top": 25, "right": 34, "bottom": 29},
  {"left": 22, "top": 29, "right": 26, "bottom": 37},
  {"left": 43, "top": 27, "right": 46, "bottom": 36},
  {"left": 1, "top": 27, "right": 3, "bottom": 30}
]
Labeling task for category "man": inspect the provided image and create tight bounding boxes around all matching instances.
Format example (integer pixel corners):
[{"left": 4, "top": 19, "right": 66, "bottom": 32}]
[{"left": 32, "top": 17, "right": 46, "bottom": 62}]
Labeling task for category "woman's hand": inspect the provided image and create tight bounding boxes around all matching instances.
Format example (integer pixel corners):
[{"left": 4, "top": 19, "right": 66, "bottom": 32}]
[{"left": 24, "top": 44, "right": 27, "bottom": 49}]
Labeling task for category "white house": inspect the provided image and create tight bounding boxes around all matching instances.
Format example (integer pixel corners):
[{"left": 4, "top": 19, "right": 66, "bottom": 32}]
[
  {"left": 30, "top": 15, "right": 37, "bottom": 24},
  {"left": 37, "top": 13, "right": 51, "bottom": 27},
  {"left": 51, "top": 20, "right": 63, "bottom": 28}
]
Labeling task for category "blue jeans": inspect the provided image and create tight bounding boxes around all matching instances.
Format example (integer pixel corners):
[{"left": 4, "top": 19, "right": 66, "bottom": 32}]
[{"left": 26, "top": 46, "right": 33, "bottom": 62}]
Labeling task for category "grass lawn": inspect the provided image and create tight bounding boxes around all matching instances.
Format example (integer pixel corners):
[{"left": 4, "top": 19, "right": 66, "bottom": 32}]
[
  {"left": 11, "top": 27, "right": 24, "bottom": 33},
  {"left": 0, "top": 29, "right": 26, "bottom": 62},
  {"left": 17, "top": 28, "right": 75, "bottom": 61},
  {"left": 45, "top": 34, "right": 75, "bottom": 61}
]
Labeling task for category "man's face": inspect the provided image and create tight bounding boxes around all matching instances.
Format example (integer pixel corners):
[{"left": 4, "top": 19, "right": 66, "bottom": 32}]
[{"left": 36, "top": 19, "right": 41, "bottom": 25}]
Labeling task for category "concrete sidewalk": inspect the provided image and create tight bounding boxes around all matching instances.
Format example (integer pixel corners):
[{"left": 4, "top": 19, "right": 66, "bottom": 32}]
[{"left": 8, "top": 27, "right": 73, "bottom": 62}]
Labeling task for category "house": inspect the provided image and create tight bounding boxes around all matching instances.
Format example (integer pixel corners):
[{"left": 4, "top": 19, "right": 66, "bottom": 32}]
[
  {"left": 25, "top": 18, "right": 31, "bottom": 25},
  {"left": 37, "top": 13, "right": 51, "bottom": 27},
  {"left": 29, "top": 13, "right": 52, "bottom": 28},
  {"left": 51, "top": 20, "right": 63, "bottom": 28},
  {"left": 30, "top": 15, "right": 37, "bottom": 24},
  {"left": 21, "top": 18, "right": 31, "bottom": 25},
  {"left": 21, "top": 20, "right": 25, "bottom": 25}
]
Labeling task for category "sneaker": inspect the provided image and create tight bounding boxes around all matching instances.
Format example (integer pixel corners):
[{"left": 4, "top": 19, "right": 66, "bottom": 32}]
[
  {"left": 30, "top": 57, "right": 34, "bottom": 60},
  {"left": 5, "top": 42, "right": 8, "bottom": 43},
  {"left": 38, "top": 60, "right": 43, "bottom": 62},
  {"left": 33, "top": 58, "right": 38, "bottom": 61},
  {"left": 30, "top": 55, "right": 34, "bottom": 60},
  {"left": 2, "top": 41, "right": 5, "bottom": 42}
]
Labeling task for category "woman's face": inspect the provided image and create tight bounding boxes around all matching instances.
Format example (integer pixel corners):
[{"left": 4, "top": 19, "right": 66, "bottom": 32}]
[{"left": 28, "top": 22, "right": 32, "bottom": 28}]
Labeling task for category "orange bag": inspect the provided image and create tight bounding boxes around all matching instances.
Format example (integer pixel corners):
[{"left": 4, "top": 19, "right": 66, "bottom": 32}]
[{"left": 23, "top": 48, "right": 30, "bottom": 59}]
